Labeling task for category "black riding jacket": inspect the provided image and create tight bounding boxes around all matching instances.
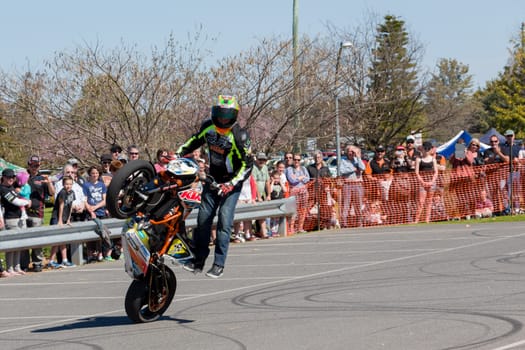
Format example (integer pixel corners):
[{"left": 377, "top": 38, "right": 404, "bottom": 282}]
[{"left": 177, "top": 118, "right": 253, "bottom": 186}]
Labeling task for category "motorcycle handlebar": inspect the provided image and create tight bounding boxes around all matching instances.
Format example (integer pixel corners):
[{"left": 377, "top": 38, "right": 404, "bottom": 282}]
[{"left": 199, "top": 173, "right": 221, "bottom": 193}]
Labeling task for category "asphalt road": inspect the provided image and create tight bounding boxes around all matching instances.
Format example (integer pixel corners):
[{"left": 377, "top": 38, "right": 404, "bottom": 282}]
[{"left": 1, "top": 221, "right": 525, "bottom": 350}]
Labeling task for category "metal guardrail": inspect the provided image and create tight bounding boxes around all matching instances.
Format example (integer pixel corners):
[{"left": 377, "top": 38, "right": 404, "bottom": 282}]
[{"left": 0, "top": 197, "right": 296, "bottom": 266}]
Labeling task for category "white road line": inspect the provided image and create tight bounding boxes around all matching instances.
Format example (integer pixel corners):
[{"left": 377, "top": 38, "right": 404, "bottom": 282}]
[
  {"left": 1, "top": 230, "right": 524, "bottom": 335},
  {"left": 490, "top": 339, "right": 525, "bottom": 350}
]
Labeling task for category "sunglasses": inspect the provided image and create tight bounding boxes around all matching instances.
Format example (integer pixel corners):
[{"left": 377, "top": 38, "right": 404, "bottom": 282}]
[
  {"left": 129, "top": 152, "right": 139, "bottom": 155},
  {"left": 490, "top": 140, "right": 498, "bottom": 143}
]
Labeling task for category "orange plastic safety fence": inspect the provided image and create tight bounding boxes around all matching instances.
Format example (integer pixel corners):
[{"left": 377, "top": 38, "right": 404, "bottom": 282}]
[{"left": 299, "top": 163, "right": 521, "bottom": 231}]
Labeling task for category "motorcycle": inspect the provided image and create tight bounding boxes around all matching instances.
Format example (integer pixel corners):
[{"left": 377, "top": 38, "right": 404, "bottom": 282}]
[{"left": 106, "top": 158, "right": 207, "bottom": 323}]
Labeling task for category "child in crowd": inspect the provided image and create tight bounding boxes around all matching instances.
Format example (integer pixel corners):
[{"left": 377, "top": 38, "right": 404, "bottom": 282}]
[
  {"left": 268, "top": 170, "right": 285, "bottom": 236},
  {"left": 363, "top": 200, "right": 387, "bottom": 226},
  {"left": 48, "top": 176, "right": 76, "bottom": 268},
  {"left": 15, "top": 171, "right": 31, "bottom": 228},
  {"left": 430, "top": 191, "right": 448, "bottom": 222},
  {"left": 475, "top": 189, "right": 494, "bottom": 218},
  {"left": 232, "top": 174, "right": 257, "bottom": 242}
]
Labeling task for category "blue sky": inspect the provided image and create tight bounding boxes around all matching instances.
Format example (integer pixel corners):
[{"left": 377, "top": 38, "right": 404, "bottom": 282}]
[{"left": 1, "top": 0, "right": 523, "bottom": 88}]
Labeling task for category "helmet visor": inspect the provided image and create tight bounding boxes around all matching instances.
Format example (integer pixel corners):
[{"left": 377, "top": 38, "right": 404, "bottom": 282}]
[{"left": 212, "top": 106, "right": 238, "bottom": 128}]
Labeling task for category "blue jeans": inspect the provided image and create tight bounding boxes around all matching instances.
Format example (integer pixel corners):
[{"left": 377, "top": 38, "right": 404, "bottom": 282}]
[{"left": 193, "top": 182, "right": 241, "bottom": 268}]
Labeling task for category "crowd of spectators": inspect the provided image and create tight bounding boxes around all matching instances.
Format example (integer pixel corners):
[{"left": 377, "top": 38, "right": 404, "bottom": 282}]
[
  {"left": 2, "top": 130, "right": 524, "bottom": 277},
  {"left": 0, "top": 144, "right": 141, "bottom": 277}
]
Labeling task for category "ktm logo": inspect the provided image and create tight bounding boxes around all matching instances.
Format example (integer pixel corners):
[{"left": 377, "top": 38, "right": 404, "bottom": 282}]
[{"left": 179, "top": 189, "right": 201, "bottom": 203}]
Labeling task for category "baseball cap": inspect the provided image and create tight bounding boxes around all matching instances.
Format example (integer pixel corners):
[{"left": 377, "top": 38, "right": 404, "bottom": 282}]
[
  {"left": 28, "top": 155, "right": 41, "bottom": 165},
  {"left": 396, "top": 145, "right": 405, "bottom": 151},
  {"left": 1, "top": 168, "right": 15, "bottom": 177},
  {"left": 375, "top": 145, "right": 385, "bottom": 152},
  {"left": 67, "top": 158, "right": 79, "bottom": 165},
  {"left": 504, "top": 129, "right": 515, "bottom": 136},
  {"left": 256, "top": 152, "right": 268, "bottom": 160},
  {"left": 406, "top": 135, "right": 415, "bottom": 143},
  {"left": 100, "top": 154, "right": 113, "bottom": 163},
  {"left": 118, "top": 154, "right": 128, "bottom": 163}
]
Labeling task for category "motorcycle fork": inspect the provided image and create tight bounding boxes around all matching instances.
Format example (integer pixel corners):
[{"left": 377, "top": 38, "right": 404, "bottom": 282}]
[
  {"left": 146, "top": 206, "right": 183, "bottom": 312},
  {"left": 147, "top": 263, "right": 169, "bottom": 312}
]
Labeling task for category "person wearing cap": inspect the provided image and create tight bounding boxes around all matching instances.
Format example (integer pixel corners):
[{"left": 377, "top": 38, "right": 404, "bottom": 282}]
[
  {"left": 117, "top": 154, "right": 128, "bottom": 165},
  {"left": 0, "top": 198, "right": 7, "bottom": 277},
  {"left": 405, "top": 135, "right": 421, "bottom": 172},
  {"left": 500, "top": 129, "right": 521, "bottom": 213},
  {"left": 20, "top": 155, "right": 55, "bottom": 272},
  {"left": 484, "top": 134, "right": 509, "bottom": 213},
  {"left": 500, "top": 129, "right": 519, "bottom": 159},
  {"left": 67, "top": 158, "right": 79, "bottom": 167},
  {"left": 365, "top": 145, "right": 393, "bottom": 216},
  {"left": 251, "top": 151, "right": 271, "bottom": 238},
  {"left": 365, "top": 145, "right": 391, "bottom": 177},
  {"left": 110, "top": 144, "right": 123, "bottom": 161},
  {"left": 414, "top": 141, "right": 439, "bottom": 223},
  {"left": 365, "top": 145, "right": 393, "bottom": 223},
  {"left": 0, "top": 168, "right": 32, "bottom": 275}
]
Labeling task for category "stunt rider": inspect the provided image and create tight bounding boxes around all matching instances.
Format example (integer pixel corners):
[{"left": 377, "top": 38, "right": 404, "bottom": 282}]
[{"left": 177, "top": 95, "right": 253, "bottom": 278}]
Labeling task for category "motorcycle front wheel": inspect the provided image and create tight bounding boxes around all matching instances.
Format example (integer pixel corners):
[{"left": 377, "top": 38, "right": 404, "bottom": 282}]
[
  {"left": 124, "top": 268, "right": 177, "bottom": 323},
  {"left": 106, "top": 160, "right": 157, "bottom": 219}
]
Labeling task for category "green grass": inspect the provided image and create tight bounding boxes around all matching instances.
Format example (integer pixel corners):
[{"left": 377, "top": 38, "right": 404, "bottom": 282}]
[{"left": 428, "top": 213, "right": 525, "bottom": 225}]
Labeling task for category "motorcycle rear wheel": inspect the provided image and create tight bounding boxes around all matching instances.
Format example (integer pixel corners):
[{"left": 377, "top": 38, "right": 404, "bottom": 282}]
[
  {"left": 106, "top": 160, "right": 157, "bottom": 219},
  {"left": 124, "top": 268, "right": 177, "bottom": 323}
]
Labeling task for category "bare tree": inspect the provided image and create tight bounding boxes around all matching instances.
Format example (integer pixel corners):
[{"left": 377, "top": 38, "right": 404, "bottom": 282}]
[{"left": 1, "top": 33, "right": 211, "bottom": 165}]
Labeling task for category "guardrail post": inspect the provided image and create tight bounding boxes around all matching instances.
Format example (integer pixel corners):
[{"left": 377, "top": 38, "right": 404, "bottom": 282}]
[
  {"left": 71, "top": 243, "right": 84, "bottom": 266},
  {"left": 278, "top": 217, "right": 287, "bottom": 236}
]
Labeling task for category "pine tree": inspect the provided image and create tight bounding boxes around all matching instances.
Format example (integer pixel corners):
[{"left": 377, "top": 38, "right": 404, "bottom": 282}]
[
  {"left": 477, "top": 23, "right": 525, "bottom": 137},
  {"left": 424, "top": 58, "right": 477, "bottom": 140},
  {"left": 358, "top": 15, "right": 424, "bottom": 147}
]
